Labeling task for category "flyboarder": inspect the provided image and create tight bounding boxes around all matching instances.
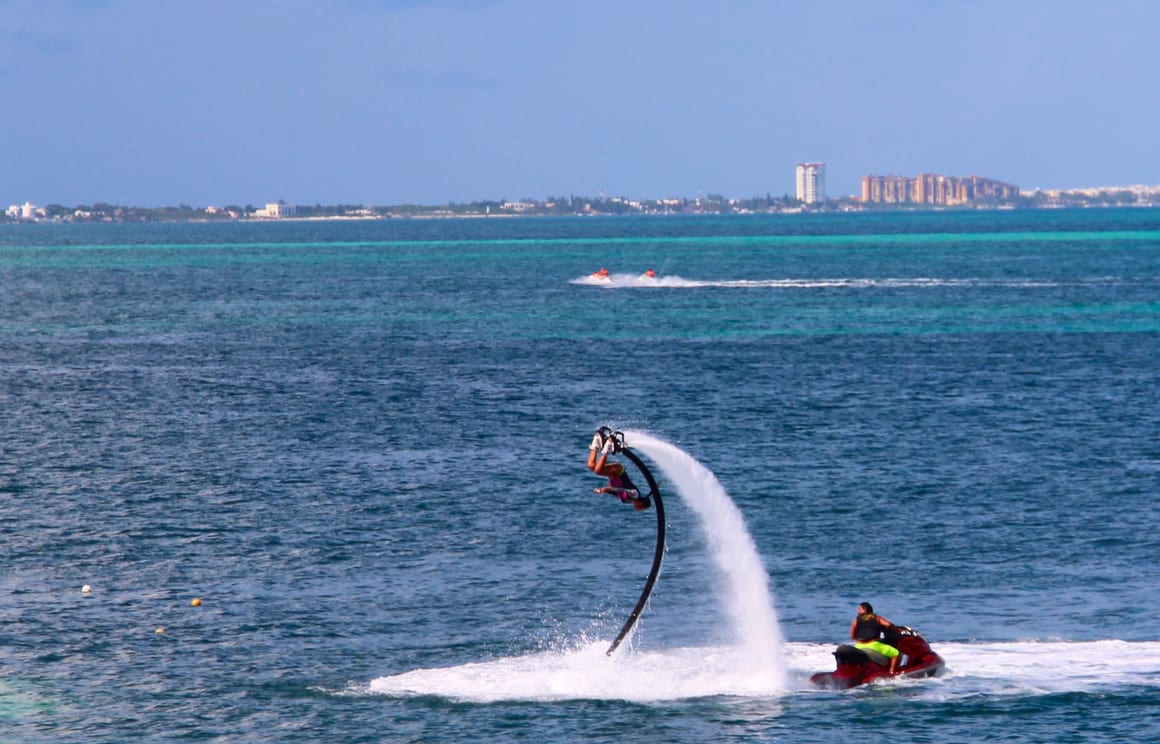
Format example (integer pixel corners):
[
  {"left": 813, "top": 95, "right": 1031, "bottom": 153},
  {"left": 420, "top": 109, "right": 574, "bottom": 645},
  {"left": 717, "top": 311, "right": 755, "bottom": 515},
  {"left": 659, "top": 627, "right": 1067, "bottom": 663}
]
[{"left": 588, "top": 429, "right": 650, "bottom": 511}]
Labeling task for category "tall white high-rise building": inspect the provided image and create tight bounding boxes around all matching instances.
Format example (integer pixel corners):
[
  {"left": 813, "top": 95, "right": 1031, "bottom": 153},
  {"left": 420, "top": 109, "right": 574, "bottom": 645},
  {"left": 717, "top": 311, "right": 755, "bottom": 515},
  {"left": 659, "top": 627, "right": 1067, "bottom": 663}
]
[{"left": 795, "top": 162, "right": 826, "bottom": 204}]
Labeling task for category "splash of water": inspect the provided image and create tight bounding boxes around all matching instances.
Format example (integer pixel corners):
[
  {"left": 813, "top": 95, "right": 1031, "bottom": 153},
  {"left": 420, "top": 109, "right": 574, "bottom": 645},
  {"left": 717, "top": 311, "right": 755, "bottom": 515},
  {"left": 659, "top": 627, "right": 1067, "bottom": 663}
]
[
  {"left": 624, "top": 429, "right": 786, "bottom": 688},
  {"left": 368, "top": 431, "right": 789, "bottom": 700}
]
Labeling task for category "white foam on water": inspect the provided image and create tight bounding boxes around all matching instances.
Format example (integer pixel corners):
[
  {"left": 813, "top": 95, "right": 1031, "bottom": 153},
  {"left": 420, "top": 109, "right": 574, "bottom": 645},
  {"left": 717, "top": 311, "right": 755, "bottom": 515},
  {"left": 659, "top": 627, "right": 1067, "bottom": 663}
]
[
  {"left": 369, "top": 642, "right": 780, "bottom": 702},
  {"left": 927, "top": 640, "right": 1160, "bottom": 696}
]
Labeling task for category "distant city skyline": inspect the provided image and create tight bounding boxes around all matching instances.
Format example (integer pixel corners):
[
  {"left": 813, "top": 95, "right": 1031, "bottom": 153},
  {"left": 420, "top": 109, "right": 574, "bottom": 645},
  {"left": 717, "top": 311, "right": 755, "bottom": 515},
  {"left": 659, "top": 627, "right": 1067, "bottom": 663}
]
[{"left": 2, "top": 1, "right": 1159, "bottom": 207}]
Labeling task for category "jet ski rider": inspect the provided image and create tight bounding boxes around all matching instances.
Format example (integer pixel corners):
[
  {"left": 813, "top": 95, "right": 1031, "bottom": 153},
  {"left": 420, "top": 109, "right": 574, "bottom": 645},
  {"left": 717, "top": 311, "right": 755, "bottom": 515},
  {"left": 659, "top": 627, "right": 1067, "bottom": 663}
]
[{"left": 851, "top": 602, "right": 900, "bottom": 673}]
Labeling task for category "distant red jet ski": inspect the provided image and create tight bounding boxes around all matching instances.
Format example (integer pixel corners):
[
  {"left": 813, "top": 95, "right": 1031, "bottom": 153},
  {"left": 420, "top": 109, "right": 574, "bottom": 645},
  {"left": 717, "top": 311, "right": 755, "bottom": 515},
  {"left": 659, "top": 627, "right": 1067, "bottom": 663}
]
[{"left": 809, "top": 626, "right": 946, "bottom": 689}]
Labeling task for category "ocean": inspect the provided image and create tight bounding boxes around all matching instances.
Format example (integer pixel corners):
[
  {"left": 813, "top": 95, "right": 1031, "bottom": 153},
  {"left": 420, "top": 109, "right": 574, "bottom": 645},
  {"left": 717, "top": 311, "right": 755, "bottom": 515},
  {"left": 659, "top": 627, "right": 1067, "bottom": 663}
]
[{"left": 1, "top": 209, "right": 1158, "bottom": 742}]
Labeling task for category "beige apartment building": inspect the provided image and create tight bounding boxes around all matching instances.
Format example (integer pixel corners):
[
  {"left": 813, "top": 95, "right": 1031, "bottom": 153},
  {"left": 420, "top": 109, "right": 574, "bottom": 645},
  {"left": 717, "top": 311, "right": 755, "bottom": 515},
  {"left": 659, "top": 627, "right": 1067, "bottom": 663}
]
[{"left": 861, "top": 173, "right": 1019, "bottom": 205}]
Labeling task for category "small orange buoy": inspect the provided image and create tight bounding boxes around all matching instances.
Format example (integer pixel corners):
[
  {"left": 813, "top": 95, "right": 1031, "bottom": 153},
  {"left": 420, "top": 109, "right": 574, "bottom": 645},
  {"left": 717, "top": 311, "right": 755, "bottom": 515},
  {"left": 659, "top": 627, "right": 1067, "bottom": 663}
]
[{"left": 191, "top": 598, "right": 202, "bottom": 607}]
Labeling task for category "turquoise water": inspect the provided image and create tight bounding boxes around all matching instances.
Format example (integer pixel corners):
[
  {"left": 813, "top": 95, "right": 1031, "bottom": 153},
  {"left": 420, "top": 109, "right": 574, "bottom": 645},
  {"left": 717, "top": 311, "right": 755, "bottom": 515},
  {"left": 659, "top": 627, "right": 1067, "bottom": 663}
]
[{"left": 2, "top": 210, "right": 1158, "bottom": 742}]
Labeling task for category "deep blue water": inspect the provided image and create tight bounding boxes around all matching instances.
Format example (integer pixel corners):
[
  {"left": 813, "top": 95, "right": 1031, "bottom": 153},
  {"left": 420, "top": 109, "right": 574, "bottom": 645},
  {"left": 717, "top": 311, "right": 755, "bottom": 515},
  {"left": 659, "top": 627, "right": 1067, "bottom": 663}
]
[{"left": 2, "top": 210, "right": 1158, "bottom": 742}]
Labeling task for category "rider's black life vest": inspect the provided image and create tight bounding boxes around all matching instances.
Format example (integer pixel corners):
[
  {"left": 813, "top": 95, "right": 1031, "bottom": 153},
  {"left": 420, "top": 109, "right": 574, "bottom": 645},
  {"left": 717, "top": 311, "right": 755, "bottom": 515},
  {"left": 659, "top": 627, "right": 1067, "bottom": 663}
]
[{"left": 854, "top": 613, "right": 882, "bottom": 641}]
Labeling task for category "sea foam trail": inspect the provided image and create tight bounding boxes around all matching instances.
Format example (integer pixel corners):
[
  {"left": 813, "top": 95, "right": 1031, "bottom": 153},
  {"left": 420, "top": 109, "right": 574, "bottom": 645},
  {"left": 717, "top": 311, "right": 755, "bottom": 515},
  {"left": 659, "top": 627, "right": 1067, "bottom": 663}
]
[
  {"left": 570, "top": 274, "right": 1061, "bottom": 289},
  {"left": 366, "top": 639, "right": 1160, "bottom": 701},
  {"left": 623, "top": 430, "right": 787, "bottom": 689}
]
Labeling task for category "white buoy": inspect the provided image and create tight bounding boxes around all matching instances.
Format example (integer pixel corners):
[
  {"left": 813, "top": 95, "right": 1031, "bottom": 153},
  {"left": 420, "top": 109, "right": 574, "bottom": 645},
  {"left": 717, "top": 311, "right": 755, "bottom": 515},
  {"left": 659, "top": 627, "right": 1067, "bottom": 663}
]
[{"left": 81, "top": 585, "right": 93, "bottom": 595}]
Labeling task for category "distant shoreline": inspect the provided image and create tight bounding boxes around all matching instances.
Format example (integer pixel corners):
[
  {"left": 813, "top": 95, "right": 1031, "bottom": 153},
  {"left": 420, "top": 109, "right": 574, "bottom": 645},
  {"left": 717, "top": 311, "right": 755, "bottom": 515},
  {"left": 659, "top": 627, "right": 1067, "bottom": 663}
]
[
  {"left": 7, "top": 185, "right": 1160, "bottom": 225},
  {"left": 4, "top": 200, "right": 1160, "bottom": 226}
]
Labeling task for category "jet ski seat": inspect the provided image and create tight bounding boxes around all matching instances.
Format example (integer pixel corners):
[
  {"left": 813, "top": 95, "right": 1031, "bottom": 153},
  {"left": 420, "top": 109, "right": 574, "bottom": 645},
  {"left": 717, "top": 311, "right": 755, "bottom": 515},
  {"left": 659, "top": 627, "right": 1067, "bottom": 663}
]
[
  {"left": 834, "top": 644, "right": 892, "bottom": 667},
  {"left": 859, "top": 648, "right": 892, "bottom": 667}
]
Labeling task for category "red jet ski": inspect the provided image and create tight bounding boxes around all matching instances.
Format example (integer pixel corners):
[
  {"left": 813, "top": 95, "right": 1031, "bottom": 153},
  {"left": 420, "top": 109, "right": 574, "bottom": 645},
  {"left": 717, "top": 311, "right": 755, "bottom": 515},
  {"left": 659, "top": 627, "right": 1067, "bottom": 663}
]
[{"left": 810, "top": 626, "right": 946, "bottom": 689}]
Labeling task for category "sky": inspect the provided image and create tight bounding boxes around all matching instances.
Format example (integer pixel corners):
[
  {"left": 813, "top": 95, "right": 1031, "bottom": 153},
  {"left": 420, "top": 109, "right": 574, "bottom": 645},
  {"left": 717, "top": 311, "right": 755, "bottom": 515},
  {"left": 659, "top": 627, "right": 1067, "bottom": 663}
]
[{"left": 2, "top": 0, "right": 1158, "bottom": 207}]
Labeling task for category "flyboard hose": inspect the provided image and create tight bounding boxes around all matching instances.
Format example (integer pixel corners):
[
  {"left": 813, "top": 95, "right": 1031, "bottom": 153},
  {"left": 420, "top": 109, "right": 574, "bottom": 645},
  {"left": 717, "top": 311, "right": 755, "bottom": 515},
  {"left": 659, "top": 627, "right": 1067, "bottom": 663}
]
[{"left": 606, "top": 445, "right": 665, "bottom": 656}]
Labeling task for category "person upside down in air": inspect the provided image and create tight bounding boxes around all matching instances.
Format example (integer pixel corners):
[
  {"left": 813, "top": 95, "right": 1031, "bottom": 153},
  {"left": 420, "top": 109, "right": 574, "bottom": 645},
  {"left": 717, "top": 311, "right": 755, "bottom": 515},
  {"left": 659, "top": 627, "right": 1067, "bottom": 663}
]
[{"left": 588, "top": 429, "right": 650, "bottom": 511}]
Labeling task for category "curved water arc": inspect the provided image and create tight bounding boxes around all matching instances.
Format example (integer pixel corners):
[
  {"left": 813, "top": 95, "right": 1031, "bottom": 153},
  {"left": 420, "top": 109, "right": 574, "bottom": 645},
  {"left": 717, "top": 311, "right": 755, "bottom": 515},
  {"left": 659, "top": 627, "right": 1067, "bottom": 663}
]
[{"left": 622, "top": 429, "right": 786, "bottom": 688}]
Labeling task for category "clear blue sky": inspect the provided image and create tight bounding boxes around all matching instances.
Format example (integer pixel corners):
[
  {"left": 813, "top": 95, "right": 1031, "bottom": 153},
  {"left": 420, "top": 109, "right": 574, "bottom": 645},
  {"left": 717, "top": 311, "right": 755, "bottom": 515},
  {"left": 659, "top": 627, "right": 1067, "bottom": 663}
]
[{"left": 2, "top": 0, "right": 1158, "bottom": 207}]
